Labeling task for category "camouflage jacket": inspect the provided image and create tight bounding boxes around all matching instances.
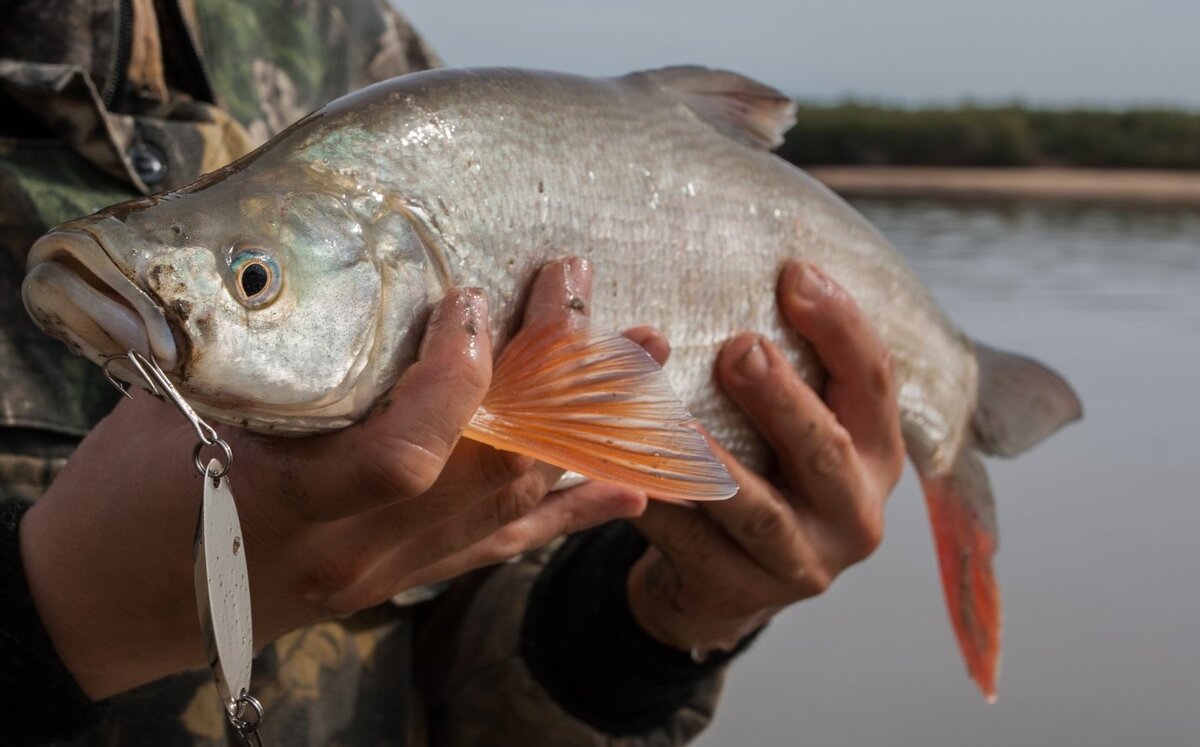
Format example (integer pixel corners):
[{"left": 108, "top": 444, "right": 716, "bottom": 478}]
[{"left": 0, "top": 1, "right": 724, "bottom": 744}]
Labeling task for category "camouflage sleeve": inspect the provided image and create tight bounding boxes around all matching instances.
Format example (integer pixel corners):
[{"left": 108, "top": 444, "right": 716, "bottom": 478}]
[
  {"left": 188, "top": 0, "right": 442, "bottom": 146},
  {"left": 416, "top": 523, "right": 739, "bottom": 746}
]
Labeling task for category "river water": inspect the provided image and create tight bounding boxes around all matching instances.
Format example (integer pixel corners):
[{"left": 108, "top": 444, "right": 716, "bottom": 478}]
[{"left": 695, "top": 198, "right": 1200, "bottom": 746}]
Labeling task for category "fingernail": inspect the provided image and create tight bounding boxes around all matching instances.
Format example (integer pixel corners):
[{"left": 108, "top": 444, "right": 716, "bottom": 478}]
[
  {"left": 794, "top": 263, "right": 831, "bottom": 300},
  {"left": 735, "top": 338, "right": 769, "bottom": 382}
]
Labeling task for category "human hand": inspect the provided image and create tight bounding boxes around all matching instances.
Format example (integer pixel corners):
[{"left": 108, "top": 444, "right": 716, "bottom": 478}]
[
  {"left": 620, "top": 261, "right": 906, "bottom": 653},
  {"left": 18, "top": 257, "right": 645, "bottom": 699}
]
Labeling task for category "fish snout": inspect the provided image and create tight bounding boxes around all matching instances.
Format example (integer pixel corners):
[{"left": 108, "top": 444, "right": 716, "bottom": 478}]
[{"left": 23, "top": 226, "right": 179, "bottom": 372}]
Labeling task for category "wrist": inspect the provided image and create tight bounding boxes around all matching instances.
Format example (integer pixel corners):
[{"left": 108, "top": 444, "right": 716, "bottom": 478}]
[{"left": 521, "top": 522, "right": 731, "bottom": 735}]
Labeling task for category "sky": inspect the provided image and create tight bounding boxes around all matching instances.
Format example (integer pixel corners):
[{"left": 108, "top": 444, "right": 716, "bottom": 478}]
[{"left": 401, "top": 0, "right": 1200, "bottom": 108}]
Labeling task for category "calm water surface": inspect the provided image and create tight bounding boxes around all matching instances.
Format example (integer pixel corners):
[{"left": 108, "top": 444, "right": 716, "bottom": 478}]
[{"left": 696, "top": 199, "right": 1200, "bottom": 746}]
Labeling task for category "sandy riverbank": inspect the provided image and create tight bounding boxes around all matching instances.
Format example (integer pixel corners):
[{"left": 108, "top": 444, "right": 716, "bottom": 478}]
[{"left": 806, "top": 166, "right": 1200, "bottom": 205}]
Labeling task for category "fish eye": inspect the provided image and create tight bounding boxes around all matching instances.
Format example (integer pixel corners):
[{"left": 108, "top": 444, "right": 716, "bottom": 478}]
[{"left": 229, "top": 245, "right": 282, "bottom": 308}]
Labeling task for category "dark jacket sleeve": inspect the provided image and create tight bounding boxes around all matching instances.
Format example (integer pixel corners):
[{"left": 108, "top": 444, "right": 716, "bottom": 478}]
[
  {"left": 0, "top": 500, "right": 105, "bottom": 745},
  {"left": 416, "top": 522, "right": 755, "bottom": 746}
]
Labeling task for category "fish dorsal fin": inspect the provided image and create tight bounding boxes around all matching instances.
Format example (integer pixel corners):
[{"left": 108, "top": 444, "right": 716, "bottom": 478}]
[
  {"left": 919, "top": 449, "right": 1001, "bottom": 701},
  {"left": 971, "top": 343, "right": 1083, "bottom": 458},
  {"left": 464, "top": 317, "right": 737, "bottom": 501},
  {"left": 633, "top": 66, "right": 797, "bottom": 150}
]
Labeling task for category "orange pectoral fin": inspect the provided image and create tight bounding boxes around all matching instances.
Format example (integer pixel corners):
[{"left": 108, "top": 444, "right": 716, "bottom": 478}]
[
  {"left": 464, "top": 318, "right": 738, "bottom": 502},
  {"left": 920, "top": 450, "right": 1002, "bottom": 701}
]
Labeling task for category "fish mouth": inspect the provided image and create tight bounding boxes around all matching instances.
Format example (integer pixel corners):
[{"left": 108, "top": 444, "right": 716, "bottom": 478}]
[{"left": 23, "top": 227, "right": 179, "bottom": 372}]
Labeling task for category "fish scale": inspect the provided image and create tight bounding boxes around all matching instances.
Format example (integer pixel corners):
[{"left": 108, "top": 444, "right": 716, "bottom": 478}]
[{"left": 308, "top": 69, "right": 966, "bottom": 473}]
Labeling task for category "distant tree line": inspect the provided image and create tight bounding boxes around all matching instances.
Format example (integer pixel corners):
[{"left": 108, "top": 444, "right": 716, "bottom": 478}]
[{"left": 777, "top": 104, "right": 1200, "bottom": 169}]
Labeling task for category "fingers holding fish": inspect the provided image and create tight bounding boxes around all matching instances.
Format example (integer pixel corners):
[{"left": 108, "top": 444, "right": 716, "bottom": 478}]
[
  {"left": 714, "top": 332, "right": 867, "bottom": 513},
  {"left": 778, "top": 261, "right": 905, "bottom": 479},
  {"left": 240, "top": 288, "right": 494, "bottom": 523},
  {"left": 359, "top": 259, "right": 679, "bottom": 599},
  {"left": 329, "top": 255, "right": 659, "bottom": 603},
  {"left": 693, "top": 433, "right": 827, "bottom": 585},
  {"left": 623, "top": 263, "right": 907, "bottom": 653},
  {"left": 714, "top": 330, "right": 882, "bottom": 564},
  {"left": 352, "top": 288, "right": 495, "bottom": 509},
  {"left": 624, "top": 418, "right": 846, "bottom": 653}
]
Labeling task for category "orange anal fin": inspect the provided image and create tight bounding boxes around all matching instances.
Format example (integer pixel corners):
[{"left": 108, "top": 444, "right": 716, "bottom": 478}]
[
  {"left": 920, "top": 450, "right": 1002, "bottom": 701},
  {"left": 465, "top": 318, "right": 737, "bottom": 502}
]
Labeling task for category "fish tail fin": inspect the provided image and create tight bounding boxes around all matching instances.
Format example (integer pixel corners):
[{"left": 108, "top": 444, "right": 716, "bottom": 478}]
[
  {"left": 919, "top": 449, "right": 1001, "bottom": 702},
  {"left": 919, "top": 343, "right": 1081, "bottom": 700},
  {"left": 464, "top": 318, "right": 738, "bottom": 502}
]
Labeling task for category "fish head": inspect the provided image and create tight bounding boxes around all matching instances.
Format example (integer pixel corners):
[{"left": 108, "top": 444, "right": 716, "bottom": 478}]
[{"left": 23, "top": 164, "right": 435, "bottom": 432}]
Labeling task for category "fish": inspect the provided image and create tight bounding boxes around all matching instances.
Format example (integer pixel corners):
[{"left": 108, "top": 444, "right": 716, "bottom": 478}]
[{"left": 21, "top": 66, "right": 1082, "bottom": 699}]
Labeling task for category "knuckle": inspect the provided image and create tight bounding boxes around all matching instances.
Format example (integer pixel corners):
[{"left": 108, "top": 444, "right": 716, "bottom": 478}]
[
  {"left": 867, "top": 350, "right": 895, "bottom": 398},
  {"left": 811, "top": 425, "right": 854, "bottom": 476},
  {"left": 366, "top": 435, "right": 447, "bottom": 500},
  {"left": 443, "top": 357, "right": 491, "bottom": 398},
  {"left": 304, "top": 555, "right": 375, "bottom": 616},
  {"left": 756, "top": 377, "right": 809, "bottom": 430},
  {"left": 740, "top": 502, "right": 788, "bottom": 543},
  {"left": 492, "top": 479, "right": 542, "bottom": 527},
  {"left": 482, "top": 449, "right": 536, "bottom": 489},
  {"left": 802, "top": 563, "right": 834, "bottom": 597},
  {"left": 779, "top": 556, "right": 812, "bottom": 587},
  {"left": 667, "top": 517, "right": 711, "bottom": 559},
  {"left": 845, "top": 506, "right": 886, "bottom": 563},
  {"left": 489, "top": 524, "right": 532, "bottom": 562}
]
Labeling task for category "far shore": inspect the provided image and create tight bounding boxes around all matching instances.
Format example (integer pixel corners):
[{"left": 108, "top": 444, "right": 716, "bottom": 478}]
[{"left": 806, "top": 166, "right": 1200, "bottom": 205}]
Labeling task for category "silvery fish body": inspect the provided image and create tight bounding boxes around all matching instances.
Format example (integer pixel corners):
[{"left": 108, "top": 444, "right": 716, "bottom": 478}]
[
  {"left": 350, "top": 68, "right": 971, "bottom": 476},
  {"left": 22, "top": 67, "right": 1081, "bottom": 697}
]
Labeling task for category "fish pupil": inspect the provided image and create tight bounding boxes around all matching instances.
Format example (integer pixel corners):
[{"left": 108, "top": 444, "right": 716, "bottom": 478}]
[{"left": 241, "top": 263, "right": 269, "bottom": 297}]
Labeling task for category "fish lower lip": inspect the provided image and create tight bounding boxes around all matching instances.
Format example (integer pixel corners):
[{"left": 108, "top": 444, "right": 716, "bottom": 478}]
[{"left": 23, "top": 230, "right": 178, "bottom": 371}]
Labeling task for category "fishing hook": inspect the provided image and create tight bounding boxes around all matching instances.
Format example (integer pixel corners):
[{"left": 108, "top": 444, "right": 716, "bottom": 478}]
[{"left": 103, "top": 350, "right": 232, "bottom": 479}]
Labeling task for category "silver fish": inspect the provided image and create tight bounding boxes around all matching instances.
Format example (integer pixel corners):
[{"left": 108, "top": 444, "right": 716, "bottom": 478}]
[{"left": 22, "top": 66, "right": 1081, "bottom": 698}]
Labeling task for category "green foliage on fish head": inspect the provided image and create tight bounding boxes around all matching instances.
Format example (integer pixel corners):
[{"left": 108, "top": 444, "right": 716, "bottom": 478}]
[{"left": 93, "top": 165, "right": 434, "bottom": 429}]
